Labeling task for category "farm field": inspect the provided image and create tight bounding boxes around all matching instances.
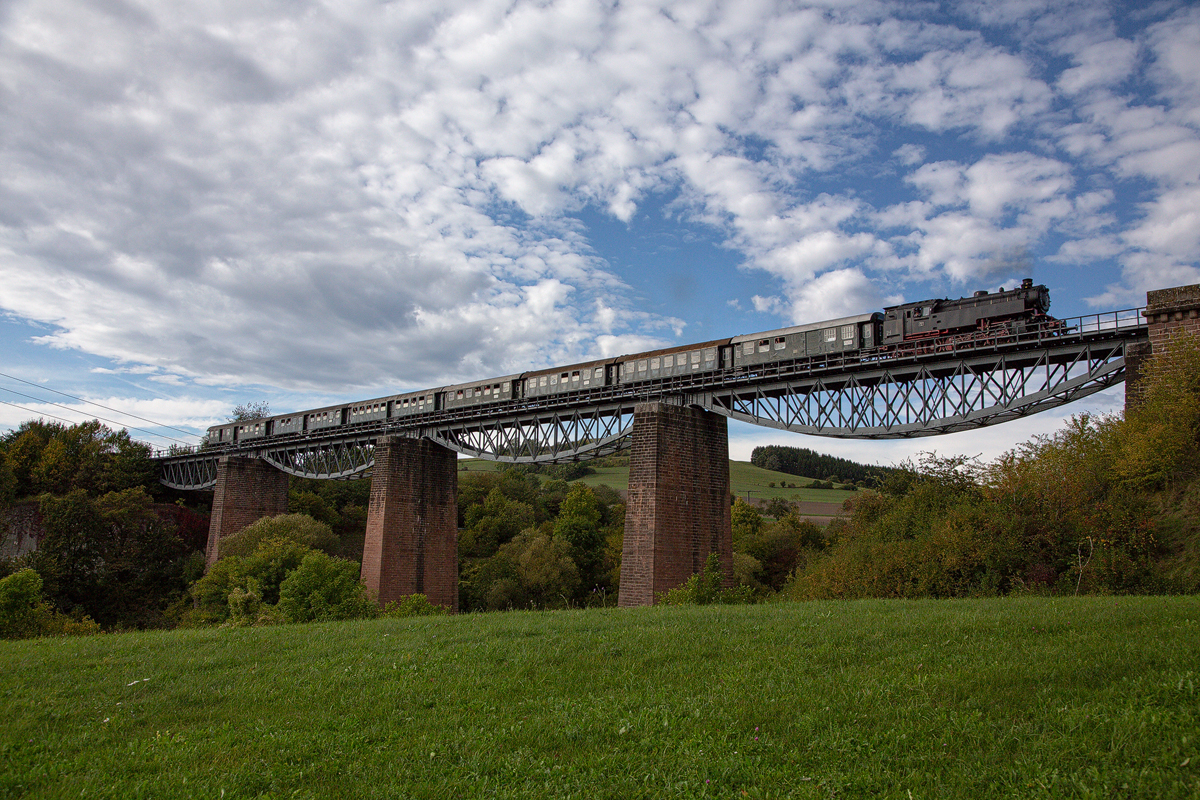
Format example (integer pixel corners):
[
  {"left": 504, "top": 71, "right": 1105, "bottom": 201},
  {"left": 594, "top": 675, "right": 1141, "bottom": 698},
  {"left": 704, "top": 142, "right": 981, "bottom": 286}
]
[
  {"left": 459, "top": 457, "right": 861, "bottom": 506},
  {"left": 2, "top": 597, "right": 1197, "bottom": 799}
]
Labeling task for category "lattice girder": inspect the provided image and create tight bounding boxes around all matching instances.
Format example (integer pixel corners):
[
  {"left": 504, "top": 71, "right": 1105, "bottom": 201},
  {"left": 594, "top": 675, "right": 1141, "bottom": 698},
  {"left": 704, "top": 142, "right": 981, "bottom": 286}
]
[
  {"left": 698, "top": 339, "right": 1128, "bottom": 438},
  {"left": 432, "top": 402, "right": 637, "bottom": 462}
]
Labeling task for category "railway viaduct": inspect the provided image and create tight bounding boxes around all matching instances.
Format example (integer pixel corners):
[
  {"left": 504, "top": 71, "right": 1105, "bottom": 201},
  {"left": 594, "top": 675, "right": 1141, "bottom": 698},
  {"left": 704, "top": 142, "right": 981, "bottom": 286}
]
[{"left": 171, "top": 282, "right": 1200, "bottom": 611}]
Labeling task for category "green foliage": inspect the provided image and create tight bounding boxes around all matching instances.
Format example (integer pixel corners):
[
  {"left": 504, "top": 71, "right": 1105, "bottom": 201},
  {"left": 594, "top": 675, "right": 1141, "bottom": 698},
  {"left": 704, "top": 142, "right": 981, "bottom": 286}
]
[
  {"left": 460, "top": 488, "right": 535, "bottom": 558},
  {"left": 190, "top": 536, "right": 312, "bottom": 625},
  {"left": 0, "top": 568, "right": 100, "bottom": 639},
  {"left": 1121, "top": 331, "right": 1200, "bottom": 489},
  {"left": 731, "top": 498, "right": 762, "bottom": 543},
  {"left": 0, "top": 420, "right": 154, "bottom": 499},
  {"left": 288, "top": 490, "right": 340, "bottom": 527},
  {"left": 191, "top": 525, "right": 376, "bottom": 627},
  {"left": 784, "top": 333, "right": 1200, "bottom": 601},
  {"left": 0, "top": 568, "right": 50, "bottom": 638},
  {"left": 287, "top": 477, "right": 371, "bottom": 560},
  {"left": 659, "top": 553, "right": 750, "bottom": 605},
  {"left": 381, "top": 593, "right": 448, "bottom": 617},
  {"left": 0, "top": 451, "right": 15, "bottom": 509},
  {"left": 218, "top": 513, "right": 339, "bottom": 560},
  {"left": 553, "top": 482, "right": 603, "bottom": 582},
  {"left": 278, "top": 551, "right": 378, "bottom": 623},
  {"left": 750, "top": 444, "right": 892, "bottom": 485},
  {"left": 461, "top": 527, "right": 582, "bottom": 611},
  {"left": 735, "top": 511, "right": 825, "bottom": 593}
]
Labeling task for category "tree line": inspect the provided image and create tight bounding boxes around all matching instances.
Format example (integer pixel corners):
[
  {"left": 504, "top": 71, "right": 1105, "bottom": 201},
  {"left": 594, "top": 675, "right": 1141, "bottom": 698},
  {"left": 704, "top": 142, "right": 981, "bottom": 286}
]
[{"left": 749, "top": 445, "right": 894, "bottom": 485}]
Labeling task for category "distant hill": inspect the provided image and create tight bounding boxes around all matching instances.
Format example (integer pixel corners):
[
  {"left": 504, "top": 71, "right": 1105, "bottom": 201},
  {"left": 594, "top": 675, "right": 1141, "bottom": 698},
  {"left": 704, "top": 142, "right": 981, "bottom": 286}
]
[
  {"left": 457, "top": 456, "right": 860, "bottom": 504},
  {"left": 749, "top": 445, "right": 895, "bottom": 485}
]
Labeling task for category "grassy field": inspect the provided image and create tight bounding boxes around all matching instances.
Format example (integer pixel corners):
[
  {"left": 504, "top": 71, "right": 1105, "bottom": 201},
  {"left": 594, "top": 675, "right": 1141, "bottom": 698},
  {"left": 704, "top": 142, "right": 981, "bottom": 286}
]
[
  {"left": 2, "top": 597, "right": 1198, "bottom": 799},
  {"left": 460, "top": 458, "right": 860, "bottom": 505}
]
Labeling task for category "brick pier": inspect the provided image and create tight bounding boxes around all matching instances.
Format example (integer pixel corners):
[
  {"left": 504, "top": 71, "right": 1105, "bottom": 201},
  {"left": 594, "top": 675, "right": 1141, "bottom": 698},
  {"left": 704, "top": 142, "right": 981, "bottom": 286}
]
[
  {"left": 618, "top": 402, "right": 733, "bottom": 607},
  {"left": 1127, "top": 283, "right": 1200, "bottom": 409},
  {"left": 205, "top": 456, "right": 290, "bottom": 566},
  {"left": 360, "top": 436, "right": 459, "bottom": 611}
]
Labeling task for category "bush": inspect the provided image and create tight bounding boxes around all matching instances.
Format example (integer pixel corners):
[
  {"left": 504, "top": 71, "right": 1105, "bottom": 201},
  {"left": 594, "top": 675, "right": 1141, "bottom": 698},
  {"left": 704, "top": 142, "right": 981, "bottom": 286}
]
[
  {"left": 0, "top": 569, "right": 100, "bottom": 639},
  {"left": 277, "top": 551, "right": 378, "bottom": 623},
  {"left": 659, "top": 553, "right": 751, "bottom": 605},
  {"left": 219, "top": 514, "right": 339, "bottom": 560},
  {"left": 381, "top": 594, "right": 449, "bottom": 617}
]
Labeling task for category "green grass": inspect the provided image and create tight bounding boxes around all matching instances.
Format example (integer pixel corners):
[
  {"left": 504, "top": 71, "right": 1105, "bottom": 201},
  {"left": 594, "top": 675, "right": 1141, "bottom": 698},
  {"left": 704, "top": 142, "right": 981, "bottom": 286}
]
[
  {"left": 3, "top": 597, "right": 1198, "bottom": 798},
  {"left": 460, "top": 458, "right": 859, "bottom": 504}
]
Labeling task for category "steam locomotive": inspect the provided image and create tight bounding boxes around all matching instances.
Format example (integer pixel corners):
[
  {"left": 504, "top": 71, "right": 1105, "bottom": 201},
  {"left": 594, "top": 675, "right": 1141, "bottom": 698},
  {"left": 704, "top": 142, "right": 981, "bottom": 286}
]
[{"left": 206, "top": 279, "right": 1053, "bottom": 445}]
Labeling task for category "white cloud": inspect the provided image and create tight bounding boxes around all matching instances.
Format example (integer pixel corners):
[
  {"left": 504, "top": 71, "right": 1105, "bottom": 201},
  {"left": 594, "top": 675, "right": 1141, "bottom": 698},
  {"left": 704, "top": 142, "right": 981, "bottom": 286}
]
[{"left": 0, "top": 0, "right": 1195, "bottom": 432}]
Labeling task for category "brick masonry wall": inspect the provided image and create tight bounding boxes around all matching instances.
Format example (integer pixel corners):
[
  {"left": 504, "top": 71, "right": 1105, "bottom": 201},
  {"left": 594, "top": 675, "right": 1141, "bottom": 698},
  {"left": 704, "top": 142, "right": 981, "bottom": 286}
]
[
  {"left": 205, "top": 457, "right": 290, "bottom": 566},
  {"left": 1129, "top": 283, "right": 1200, "bottom": 409},
  {"left": 361, "top": 436, "right": 459, "bottom": 612},
  {"left": 618, "top": 402, "right": 733, "bottom": 607},
  {"left": 1146, "top": 284, "right": 1200, "bottom": 350}
]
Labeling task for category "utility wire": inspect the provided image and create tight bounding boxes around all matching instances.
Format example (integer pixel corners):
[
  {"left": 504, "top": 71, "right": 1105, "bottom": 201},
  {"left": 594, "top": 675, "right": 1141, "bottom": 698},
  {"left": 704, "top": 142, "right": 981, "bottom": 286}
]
[
  {"left": 0, "top": 370, "right": 203, "bottom": 439},
  {"left": 0, "top": 399, "right": 87, "bottom": 429},
  {"left": 0, "top": 386, "right": 195, "bottom": 445}
]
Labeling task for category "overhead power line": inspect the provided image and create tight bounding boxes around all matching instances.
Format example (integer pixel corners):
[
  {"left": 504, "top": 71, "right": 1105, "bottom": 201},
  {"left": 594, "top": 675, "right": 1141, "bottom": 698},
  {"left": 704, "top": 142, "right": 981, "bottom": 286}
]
[
  {"left": 0, "top": 399, "right": 88, "bottom": 429},
  {"left": 0, "top": 370, "right": 204, "bottom": 440},
  {"left": 0, "top": 386, "right": 195, "bottom": 446}
]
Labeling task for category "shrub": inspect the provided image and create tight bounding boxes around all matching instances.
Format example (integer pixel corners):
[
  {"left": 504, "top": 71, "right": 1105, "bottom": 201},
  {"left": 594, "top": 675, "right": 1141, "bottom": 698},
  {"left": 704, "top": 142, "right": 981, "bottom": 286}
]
[
  {"left": 277, "top": 551, "right": 378, "bottom": 623},
  {"left": 381, "top": 593, "right": 449, "bottom": 617},
  {"left": 219, "top": 514, "right": 339, "bottom": 560},
  {"left": 0, "top": 568, "right": 99, "bottom": 639},
  {"left": 659, "top": 553, "right": 751, "bottom": 605}
]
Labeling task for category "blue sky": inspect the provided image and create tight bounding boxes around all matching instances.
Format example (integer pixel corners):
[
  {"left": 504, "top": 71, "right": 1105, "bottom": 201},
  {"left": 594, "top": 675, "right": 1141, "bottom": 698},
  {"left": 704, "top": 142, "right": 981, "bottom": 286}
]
[{"left": 1, "top": 0, "right": 1198, "bottom": 465}]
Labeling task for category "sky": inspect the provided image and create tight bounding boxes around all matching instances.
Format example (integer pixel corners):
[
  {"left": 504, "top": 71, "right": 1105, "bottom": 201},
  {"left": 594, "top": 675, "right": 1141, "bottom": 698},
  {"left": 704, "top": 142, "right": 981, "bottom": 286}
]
[{"left": 1, "top": 0, "right": 1198, "bottom": 468}]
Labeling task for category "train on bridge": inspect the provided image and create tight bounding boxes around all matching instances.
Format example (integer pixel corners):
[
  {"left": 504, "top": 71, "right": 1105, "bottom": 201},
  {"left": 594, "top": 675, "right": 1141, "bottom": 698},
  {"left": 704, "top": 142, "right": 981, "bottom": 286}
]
[{"left": 206, "top": 279, "right": 1054, "bottom": 446}]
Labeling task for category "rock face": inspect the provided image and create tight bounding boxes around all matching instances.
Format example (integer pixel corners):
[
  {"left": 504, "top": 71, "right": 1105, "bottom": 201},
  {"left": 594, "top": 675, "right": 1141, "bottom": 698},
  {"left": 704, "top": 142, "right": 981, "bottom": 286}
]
[{"left": 0, "top": 502, "right": 43, "bottom": 560}]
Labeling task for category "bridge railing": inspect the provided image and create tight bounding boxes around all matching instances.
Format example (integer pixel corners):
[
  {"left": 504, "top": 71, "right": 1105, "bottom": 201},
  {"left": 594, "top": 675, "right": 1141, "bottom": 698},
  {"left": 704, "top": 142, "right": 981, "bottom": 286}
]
[{"left": 1067, "top": 307, "right": 1147, "bottom": 335}]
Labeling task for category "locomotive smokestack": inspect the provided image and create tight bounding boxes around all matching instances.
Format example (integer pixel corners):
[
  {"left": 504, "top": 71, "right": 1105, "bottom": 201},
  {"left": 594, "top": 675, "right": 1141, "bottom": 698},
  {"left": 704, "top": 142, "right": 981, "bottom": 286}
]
[{"left": 1021, "top": 278, "right": 1033, "bottom": 289}]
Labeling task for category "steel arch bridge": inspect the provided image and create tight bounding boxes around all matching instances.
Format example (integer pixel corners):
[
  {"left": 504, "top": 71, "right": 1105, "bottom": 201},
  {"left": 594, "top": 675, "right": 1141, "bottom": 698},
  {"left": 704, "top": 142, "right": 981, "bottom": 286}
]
[{"left": 156, "top": 308, "right": 1146, "bottom": 490}]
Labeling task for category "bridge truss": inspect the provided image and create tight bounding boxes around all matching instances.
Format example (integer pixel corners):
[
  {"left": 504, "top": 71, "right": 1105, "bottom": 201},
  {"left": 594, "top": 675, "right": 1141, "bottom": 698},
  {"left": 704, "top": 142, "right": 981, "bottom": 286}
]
[{"left": 157, "top": 309, "right": 1145, "bottom": 489}]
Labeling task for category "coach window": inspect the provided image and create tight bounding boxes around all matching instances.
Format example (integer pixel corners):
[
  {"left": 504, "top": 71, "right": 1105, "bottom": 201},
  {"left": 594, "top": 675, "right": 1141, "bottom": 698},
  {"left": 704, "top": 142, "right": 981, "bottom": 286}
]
[
  {"left": 638, "top": 360, "right": 647, "bottom": 372},
  {"left": 594, "top": 368, "right": 603, "bottom": 379},
  {"left": 774, "top": 337, "right": 786, "bottom": 350},
  {"left": 572, "top": 371, "right": 580, "bottom": 381},
  {"left": 650, "top": 358, "right": 659, "bottom": 370},
  {"left": 824, "top": 328, "right": 837, "bottom": 342},
  {"left": 758, "top": 339, "right": 769, "bottom": 353},
  {"left": 704, "top": 348, "right": 716, "bottom": 362},
  {"left": 840, "top": 324, "right": 855, "bottom": 341}
]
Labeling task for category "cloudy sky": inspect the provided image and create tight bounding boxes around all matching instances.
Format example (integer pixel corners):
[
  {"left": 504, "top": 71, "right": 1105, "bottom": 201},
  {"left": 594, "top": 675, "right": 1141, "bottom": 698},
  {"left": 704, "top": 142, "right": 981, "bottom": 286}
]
[{"left": 2, "top": 0, "right": 1198, "bottom": 465}]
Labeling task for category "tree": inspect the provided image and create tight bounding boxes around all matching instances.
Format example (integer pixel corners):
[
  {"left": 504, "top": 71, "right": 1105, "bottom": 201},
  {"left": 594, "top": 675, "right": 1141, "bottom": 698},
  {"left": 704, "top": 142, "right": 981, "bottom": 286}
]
[
  {"left": 553, "top": 483, "right": 604, "bottom": 589},
  {"left": 461, "top": 488, "right": 535, "bottom": 558},
  {"left": 0, "top": 451, "right": 15, "bottom": 509},
  {"left": 218, "top": 513, "right": 339, "bottom": 560},
  {"left": 731, "top": 498, "right": 763, "bottom": 544},
  {"left": 277, "top": 551, "right": 377, "bottom": 623},
  {"left": 0, "top": 569, "right": 99, "bottom": 639},
  {"left": 230, "top": 401, "right": 271, "bottom": 421}
]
